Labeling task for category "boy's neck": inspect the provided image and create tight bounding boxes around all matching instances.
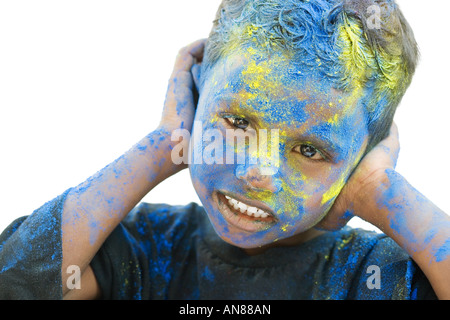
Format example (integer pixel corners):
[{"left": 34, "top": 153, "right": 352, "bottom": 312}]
[{"left": 242, "top": 228, "right": 326, "bottom": 256}]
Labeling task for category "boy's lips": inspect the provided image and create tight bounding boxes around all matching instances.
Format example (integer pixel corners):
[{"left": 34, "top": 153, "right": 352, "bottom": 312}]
[{"left": 213, "top": 191, "right": 277, "bottom": 233}]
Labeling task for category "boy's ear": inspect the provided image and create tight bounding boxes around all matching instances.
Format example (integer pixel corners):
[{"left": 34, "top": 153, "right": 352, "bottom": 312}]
[{"left": 191, "top": 63, "right": 202, "bottom": 108}]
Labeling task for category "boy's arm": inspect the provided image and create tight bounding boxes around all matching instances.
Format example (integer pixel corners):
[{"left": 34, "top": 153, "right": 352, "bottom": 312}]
[
  {"left": 61, "top": 39, "right": 205, "bottom": 299},
  {"left": 318, "top": 124, "right": 450, "bottom": 299},
  {"left": 356, "top": 166, "right": 450, "bottom": 299},
  {"left": 61, "top": 128, "right": 176, "bottom": 299}
]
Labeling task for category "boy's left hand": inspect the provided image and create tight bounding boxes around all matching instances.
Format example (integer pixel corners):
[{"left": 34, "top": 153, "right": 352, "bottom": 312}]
[
  {"left": 159, "top": 39, "right": 206, "bottom": 133},
  {"left": 315, "top": 123, "right": 400, "bottom": 230}
]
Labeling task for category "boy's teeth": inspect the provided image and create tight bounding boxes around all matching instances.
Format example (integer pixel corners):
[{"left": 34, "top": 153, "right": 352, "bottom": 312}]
[
  {"left": 247, "top": 206, "right": 258, "bottom": 215},
  {"left": 258, "top": 210, "right": 269, "bottom": 218},
  {"left": 225, "top": 195, "right": 270, "bottom": 218},
  {"left": 238, "top": 202, "right": 247, "bottom": 213}
]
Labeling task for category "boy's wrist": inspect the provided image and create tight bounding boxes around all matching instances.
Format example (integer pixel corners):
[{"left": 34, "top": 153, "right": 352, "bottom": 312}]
[
  {"left": 144, "top": 126, "right": 189, "bottom": 178},
  {"left": 352, "top": 167, "right": 393, "bottom": 229}
]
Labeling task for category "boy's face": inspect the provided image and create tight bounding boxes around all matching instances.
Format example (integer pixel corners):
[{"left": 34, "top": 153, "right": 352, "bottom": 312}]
[{"left": 189, "top": 48, "right": 368, "bottom": 249}]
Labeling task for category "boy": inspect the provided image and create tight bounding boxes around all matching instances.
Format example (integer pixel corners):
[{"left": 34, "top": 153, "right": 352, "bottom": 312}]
[{"left": 0, "top": 0, "right": 449, "bottom": 299}]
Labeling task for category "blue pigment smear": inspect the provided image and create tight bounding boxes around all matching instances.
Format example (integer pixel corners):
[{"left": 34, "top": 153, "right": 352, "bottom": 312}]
[
  {"left": 202, "top": 266, "right": 215, "bottom": 282},
  {"left": 0, "top": 190, "right": 70, "bottom": 298},
  {"left": 411, "top": 287, "right": 418, "bottom": 300},
  {"left": 434, "top": 238, "right": 450, "bottom": 263},
  {"left": 382, "top": 169, "right": 419, "bottom": 249},
  {"left": 137, "top": 144, "right": 147, "bottom": 152},
  {"left": 382, "top": 169, "right": 450, "bottom": 264}
]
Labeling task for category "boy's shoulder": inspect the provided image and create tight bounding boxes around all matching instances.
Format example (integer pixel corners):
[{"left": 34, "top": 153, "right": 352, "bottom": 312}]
[
  {"left": 120, "top": 201, "right": 206, "bottom": 246},
  {"left": 326, "top": 226, "right": 407, "bottom": 262},
  {"left": 322, "top": 226, "right": 410, "bottom": 277},
  {"left": 318, "top": 226, "right": 436, "bottom": 299}
]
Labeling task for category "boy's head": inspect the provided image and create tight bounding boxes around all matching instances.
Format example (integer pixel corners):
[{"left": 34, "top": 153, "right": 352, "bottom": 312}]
[
  {"left": 189, "top": 0, "right": 418, "bottom": 248},
  {"left": 202, "top": 0, "right": 418, "bottom": 151}
]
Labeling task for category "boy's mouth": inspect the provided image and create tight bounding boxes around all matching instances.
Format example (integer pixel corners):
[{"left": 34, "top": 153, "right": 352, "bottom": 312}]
[{"left": 214, "top": 191, "right": 277, "bottom": 233}]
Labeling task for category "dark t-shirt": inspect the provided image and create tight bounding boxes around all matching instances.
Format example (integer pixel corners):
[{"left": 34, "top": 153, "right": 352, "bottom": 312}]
[{"left": 0, "top": 190, "right": 437, "bottom": 299}]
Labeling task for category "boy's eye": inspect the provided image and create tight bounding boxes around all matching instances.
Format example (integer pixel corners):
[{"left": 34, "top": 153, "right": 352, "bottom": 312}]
[
  {"left": 294, "top": 144, "right": 324, "bottom": 161},
  {"left": 225, "top": 116, "right": 249, "bottom": 130},
  {"left": 233, "top": 117, "right": 249, "bottom": 129}
]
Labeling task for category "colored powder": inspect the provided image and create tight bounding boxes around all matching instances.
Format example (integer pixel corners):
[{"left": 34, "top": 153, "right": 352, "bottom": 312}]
[
  {"left": 434, "top": 238, "right": 450, "bottom": 263},
  {"left": 202, "top": 266, "right": 215, "bottom": 282},
  {"left": 382, "top": 169, "right": 420, "bottom": 250}
]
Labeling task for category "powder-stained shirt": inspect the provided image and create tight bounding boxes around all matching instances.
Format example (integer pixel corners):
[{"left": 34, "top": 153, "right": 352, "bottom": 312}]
[{"left": 0, "top": 190, "right": 437, "bottom": 299}]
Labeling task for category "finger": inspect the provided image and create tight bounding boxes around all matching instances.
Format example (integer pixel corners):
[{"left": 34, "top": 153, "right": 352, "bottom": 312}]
[
  {"left": 380, "top": 122, "right": 400, "bottom": 149},
  {"left": 390, "top": 121, "right": 399, "bottom": 138},
  {"left": 387, "top": 122, "right": 399, "bottom": 146},
  {"left": 172, "top": 39, "right": 206, "bottom": 73},
  {"left": 186, "top": 38, "right": 207, "bottom": 61},
  {"left": 377, "top": 122, "right": 400, "bottom": 165}
]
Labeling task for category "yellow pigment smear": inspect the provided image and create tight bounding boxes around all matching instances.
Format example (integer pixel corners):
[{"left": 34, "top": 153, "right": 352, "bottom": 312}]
[
  {"left": 320, "top": 176, "right": 346, "bottom": 207},
  {"left": 338, "top": 233, "right": 354, "bottom": 250},
  {"left": 338, "top": 14, "right": 377, "bottom": 90},
  {"left": 337, "top": 13, "right": 409, "bottom": 113},
  {"left": 246, "top": 24, "right": 259, "bottom": 37},
  {"left": 327, "top": 113, "right": 339, "bottom": 125},
  {"left": 320, "top": 143, "right": 366, "bottom": 206},
  {"left": 241, "top": 59, "right": 272, "bottom": 90}
]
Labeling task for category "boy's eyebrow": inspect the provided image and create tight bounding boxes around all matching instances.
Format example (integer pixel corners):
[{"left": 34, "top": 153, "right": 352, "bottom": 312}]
[
  {"left": 215, "top": 95, "right": 347, "bottom": 157},
  {"left": 296, "top": 132, "right": 344, "bottom": 158},
  {"left": 215, "top": 94, "right": 238, "bottom": 106}
]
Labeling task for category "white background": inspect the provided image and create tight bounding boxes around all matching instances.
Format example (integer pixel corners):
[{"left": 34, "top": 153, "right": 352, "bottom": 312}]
[{"left": 0, "top": 0, "right": 449, "bottom": 232}]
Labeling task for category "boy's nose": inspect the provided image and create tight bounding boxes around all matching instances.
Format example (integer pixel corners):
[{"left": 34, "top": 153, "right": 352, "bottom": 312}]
[{"left": 235, "top": 164, "right": 281, "bottom": 193}]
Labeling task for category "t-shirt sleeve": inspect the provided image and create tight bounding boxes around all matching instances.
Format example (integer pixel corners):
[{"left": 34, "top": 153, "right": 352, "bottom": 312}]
[
  {"left": 89, "top": 222, "right": 151, "bottom": 300},
  {"left": 89, "top": 202, "right": 201, "bottom": 300},
  {"left": 0, "top": 189, "right": 71, "bottom": 299},
  {"left": 348, "top": 234, "right": 437, "bottom": 300}
]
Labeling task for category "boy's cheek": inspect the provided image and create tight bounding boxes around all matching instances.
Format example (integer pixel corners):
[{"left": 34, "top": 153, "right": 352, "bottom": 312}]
[
  {"left": 268, "top": 193, "right": 332, "bottom": 238},
  {"left": 189, "top": 173, "right": 210, "bottom": 201},
  {"left": 282, "top": 166, "right": 348, "bottom": 216}
]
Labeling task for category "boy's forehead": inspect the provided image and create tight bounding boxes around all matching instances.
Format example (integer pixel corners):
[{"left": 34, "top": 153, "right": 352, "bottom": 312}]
[
  {"left": 204, "top": 51, "right": 362, "bottom": 125},
  {"left": 199, "top": 49, "right": 370, "bottom": 158}
]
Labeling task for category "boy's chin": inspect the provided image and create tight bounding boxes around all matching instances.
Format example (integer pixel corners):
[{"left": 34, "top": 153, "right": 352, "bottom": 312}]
[{"left": 215, "top": 226, "right": 324, "bottom": 252}]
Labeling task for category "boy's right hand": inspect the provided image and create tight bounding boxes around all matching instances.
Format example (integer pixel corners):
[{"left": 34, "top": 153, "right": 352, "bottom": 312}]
[
  {"left": 159, "top": 39, "right": 206, "bottom": 133},
  {"left": 316, "top": 123, "right": 400, "bottom": 231}
]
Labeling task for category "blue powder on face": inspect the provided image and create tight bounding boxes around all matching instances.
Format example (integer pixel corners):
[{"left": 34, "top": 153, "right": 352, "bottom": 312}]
[{"left": 235, "top": 164, "right": 246, "bottom": 178}]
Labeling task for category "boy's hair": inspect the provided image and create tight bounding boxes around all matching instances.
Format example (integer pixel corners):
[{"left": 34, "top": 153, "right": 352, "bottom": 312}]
[{"left": 201, "top": 0, "right": 419, "bottom": 151}]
